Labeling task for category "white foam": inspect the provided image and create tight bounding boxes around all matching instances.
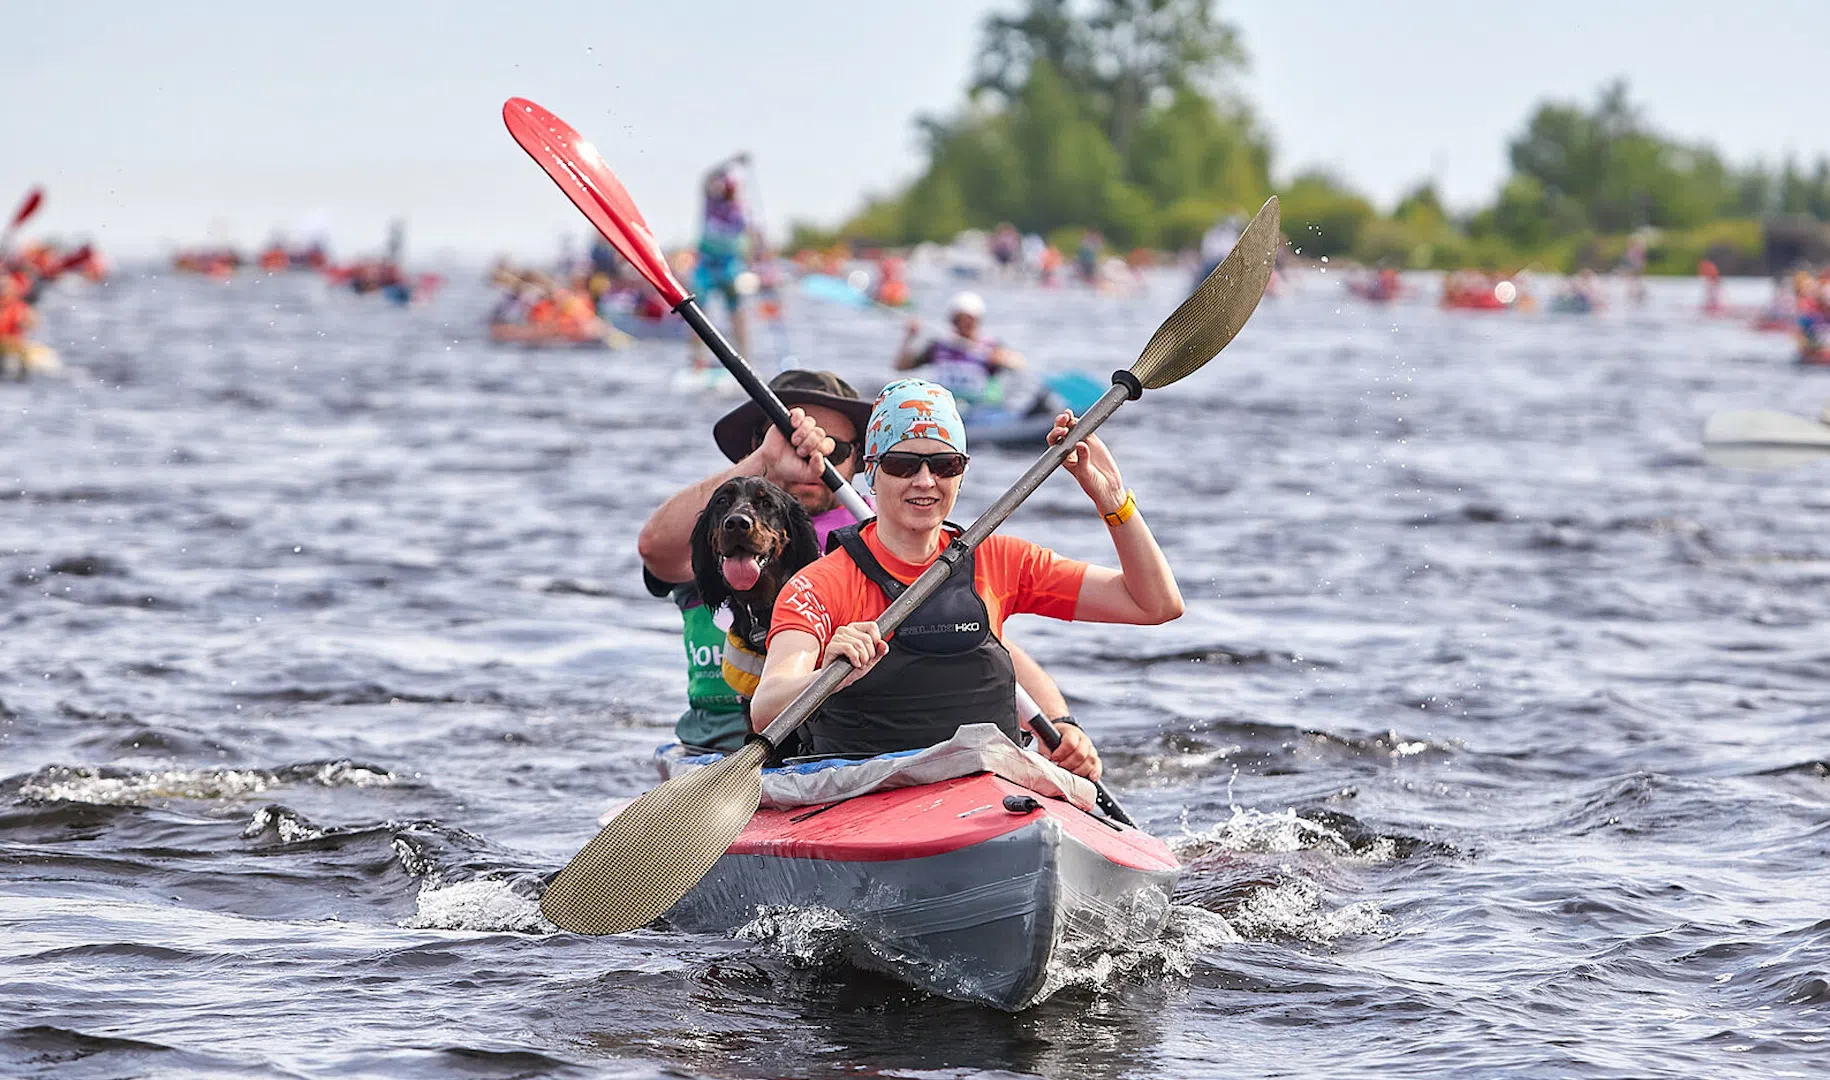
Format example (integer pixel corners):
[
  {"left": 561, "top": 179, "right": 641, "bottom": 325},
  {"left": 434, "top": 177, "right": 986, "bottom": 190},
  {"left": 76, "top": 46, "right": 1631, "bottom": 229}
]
[
  {"left": 1174, "top": 805, "right": 1396, "bottom": 863},
  {"left": 734, "top": 900, "right": 1249, "bottom": 1007},
  {"left": 303, "top": 761, "right": 394, "bottom": 787},
  {"left": 1226, "top": 878, "right": 1387, "bottom": 944},
  {"left": 1040, "top": 905, "right": 1245, "bottom": 999},
  {"left": 23, "top": 766, "right": 279, "bottom": 804},
  {"left": 401, "top": 878, "right": 553, "bottom": 934},
  {"left": 241, "top": 805, "right": 325, "bottom": 843},
  {"left": 18, "top": 760, "right": 397, "bottom": 806},
  {"left": 734, "top": 905, "right": 855, "bottom": 966}
]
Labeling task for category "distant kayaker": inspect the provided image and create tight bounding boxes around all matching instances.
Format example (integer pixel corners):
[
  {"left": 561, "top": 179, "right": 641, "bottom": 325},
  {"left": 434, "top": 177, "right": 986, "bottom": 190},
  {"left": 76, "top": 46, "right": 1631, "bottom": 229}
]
[
  {"left": 1075, "top": 230, "right": 1102, "bottom": 285},
  {"left": 1801, "top": 272, "right": 1830, "bottom": 363},
  {"left": 990, "top": 223, "right": 1021, "bottom": 278},
  {"left": 636, "top": 370, "right": 1082, "bottom": 754},
  {"left": 690, "top": 155, "right": 760, "bottom": 369},
  {"left": 1197, "top": 213, "right": 1242, "bottom": 284},
  {"left": 1698, "top": 258, "right": 1723, "bottom": 314},
  {"left": 1620, "top": 233, "right": 1648, "bottom": 307},
  {"left": 895, "top": 292, "right": 1025, "bottom": 406},
  {"left": 752, "top": 379, "right": 1186, "bottom": 780},
  {"left": 0, "top": 272, "right": 40, "bottom": 380},
  {"left": 873, "top": 256, "right": 910, "bottom": 308}
]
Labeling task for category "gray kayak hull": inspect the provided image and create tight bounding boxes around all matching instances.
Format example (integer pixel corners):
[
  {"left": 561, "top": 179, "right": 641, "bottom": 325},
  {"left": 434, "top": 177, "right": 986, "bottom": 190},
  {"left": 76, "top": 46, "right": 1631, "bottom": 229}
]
[{"left": 664, "top": 774, "right": 1180, "bottom": 1010}]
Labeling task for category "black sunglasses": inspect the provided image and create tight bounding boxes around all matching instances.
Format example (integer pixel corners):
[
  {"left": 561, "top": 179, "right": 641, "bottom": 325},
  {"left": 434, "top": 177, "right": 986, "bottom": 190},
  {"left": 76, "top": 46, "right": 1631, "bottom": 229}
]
[{"left": 870, "top": 450, "right": 970, "bottom": 479}]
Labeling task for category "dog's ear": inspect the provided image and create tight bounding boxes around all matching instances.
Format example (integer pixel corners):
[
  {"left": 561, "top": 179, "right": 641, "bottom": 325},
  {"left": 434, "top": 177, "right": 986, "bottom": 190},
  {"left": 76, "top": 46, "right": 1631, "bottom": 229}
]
[
  {"left": 779, "top": 487, "right": 821, "bottom": 574},
  {"left": 691, "top": 496, "right": 730, "bottom": 614}
]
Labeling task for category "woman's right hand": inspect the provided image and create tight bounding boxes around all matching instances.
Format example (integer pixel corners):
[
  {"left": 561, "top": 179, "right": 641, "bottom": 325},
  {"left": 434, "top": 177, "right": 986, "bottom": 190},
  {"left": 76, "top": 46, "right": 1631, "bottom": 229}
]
[
  {"left": 823, "top": 622, "right": 888, "bottom": 687},
  {"left": 1048, "top": 410, "right": 1126, "bottom": 513}
]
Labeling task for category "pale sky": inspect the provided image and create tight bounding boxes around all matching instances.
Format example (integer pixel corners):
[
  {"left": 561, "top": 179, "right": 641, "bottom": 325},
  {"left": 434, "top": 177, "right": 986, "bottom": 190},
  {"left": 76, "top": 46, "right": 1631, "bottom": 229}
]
[{"left": 6, "top": 1, "right": 1828, "bottom": 260}]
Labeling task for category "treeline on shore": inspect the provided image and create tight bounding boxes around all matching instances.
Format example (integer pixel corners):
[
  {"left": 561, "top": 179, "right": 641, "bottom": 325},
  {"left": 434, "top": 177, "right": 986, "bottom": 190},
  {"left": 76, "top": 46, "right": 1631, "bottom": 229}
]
[{"left": 790, "top": 0, "right": 1830, "bottom": 275}]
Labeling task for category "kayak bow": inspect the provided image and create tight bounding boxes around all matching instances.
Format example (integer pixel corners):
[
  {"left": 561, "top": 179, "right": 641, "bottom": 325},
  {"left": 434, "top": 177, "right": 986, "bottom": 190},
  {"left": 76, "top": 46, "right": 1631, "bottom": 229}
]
[{"left": 667, "top": 770, "right": 1178, "bottom": 1010}]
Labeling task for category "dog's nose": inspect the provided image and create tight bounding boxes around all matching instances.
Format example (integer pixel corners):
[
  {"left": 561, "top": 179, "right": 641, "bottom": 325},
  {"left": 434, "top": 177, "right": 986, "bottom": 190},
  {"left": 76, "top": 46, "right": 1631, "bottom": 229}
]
[{"left": 722, "top": 512, "right": 754, "bottom": 533}]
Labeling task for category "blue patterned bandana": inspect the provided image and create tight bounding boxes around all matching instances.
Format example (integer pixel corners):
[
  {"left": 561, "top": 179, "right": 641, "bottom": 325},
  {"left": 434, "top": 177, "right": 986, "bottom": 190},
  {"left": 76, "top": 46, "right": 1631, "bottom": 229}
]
[
  {"left": 864, "top": 379, "right": 967, "bottom": 487},
  {"left": 867, "top": 378, "right": 966, "bottom": 456}
]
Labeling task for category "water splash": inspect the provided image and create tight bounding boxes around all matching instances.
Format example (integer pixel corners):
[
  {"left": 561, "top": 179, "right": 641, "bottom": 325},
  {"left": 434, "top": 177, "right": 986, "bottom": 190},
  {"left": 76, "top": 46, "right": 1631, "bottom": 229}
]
[
  {"left": 1175, "top": 805, "right": 1399, "bottom": 862},
  {"left": 734, "top": 905, "right": 856, "bottom": 966},
  {"left": 1039, "top": 905, "right": 1244, "bottom": 999},
  {"left": 241, "top": 803, "right": 326, "bottom": 843},
  {"left": 18, "top": 759, "right": 396, "bottom": 806},
  {"left": 1226, "top": 879, "right": 1387, "bottom": 944},
  {"left": 401, "top": 877, "right": 552, "bottom": 934}
]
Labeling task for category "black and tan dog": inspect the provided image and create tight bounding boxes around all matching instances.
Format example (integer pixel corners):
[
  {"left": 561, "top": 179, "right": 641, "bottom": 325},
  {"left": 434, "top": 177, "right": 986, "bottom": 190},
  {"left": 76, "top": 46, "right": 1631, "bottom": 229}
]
[{"left": 691, "top": 476, "right": 822, "bottom": 699}]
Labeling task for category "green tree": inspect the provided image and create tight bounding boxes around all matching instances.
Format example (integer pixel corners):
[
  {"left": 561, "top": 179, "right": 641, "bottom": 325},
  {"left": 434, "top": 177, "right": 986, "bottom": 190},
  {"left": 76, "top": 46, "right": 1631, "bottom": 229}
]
[
  {"left": 1781, "top": 158, "right": 1830, "bottom": 219},
  {"left": 1007, "top": 60, "right": 1129, "bottom": 233},
  {"left": 838, "top": 1, "right": 1264, "bottom": 247},
  {"left": 970, "top": 0, "right": 1246, "bottom": 156},
  {"left": 1125, "top": 88, "right": 1270, "bottom": 209},
  {"left": 971, "top": 0, "right": 1091, "bottom": 105},
  {"left": 1392, "top": 182, "right": 1445, "bottom": 225},
  {"left": 1086, "top": 0, "right": 1247, "bottom": 155},
  {"left": 1487, "top": 174, "right": 1555, "bottom": 249},
  {"left": 1280, "top": 171, "right": 1374, "bottom": 258},
  {"left": 927, "top": 111, "right": 1025, "bottom": 227},
  {"left": 1505, "top": 80, "right": 1742, "bottom": 234},
  {"left": 832, "top": 28, "right": 1822, "bottom": 262}
]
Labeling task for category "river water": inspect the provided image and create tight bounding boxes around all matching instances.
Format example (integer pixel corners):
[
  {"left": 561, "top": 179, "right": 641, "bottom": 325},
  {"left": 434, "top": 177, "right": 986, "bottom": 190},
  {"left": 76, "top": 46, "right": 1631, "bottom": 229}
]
[{"left": 2, "top": 265, "right": 1825, "bottom": 1078}]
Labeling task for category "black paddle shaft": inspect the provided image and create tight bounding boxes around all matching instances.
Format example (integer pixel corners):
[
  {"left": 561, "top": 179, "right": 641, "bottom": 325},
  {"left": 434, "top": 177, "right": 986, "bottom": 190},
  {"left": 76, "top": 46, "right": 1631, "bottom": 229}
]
[
  {"left": 758, "top": 378, "right": 1137, "bottom": 747},
  {"left": 675, "top": 299, "right": 865, "bottom": 516},
  {"left": 1027, "top": 714, "right": 1136, "bottom": 827}
]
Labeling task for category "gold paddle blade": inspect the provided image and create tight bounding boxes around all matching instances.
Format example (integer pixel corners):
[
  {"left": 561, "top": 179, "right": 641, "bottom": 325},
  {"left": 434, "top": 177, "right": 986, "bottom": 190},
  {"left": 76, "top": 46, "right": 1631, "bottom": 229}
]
[
  {"left": 1131, "top": 195, "right": 1280, "bottom": 390},
  {"left": 540, "top": 740, "right": 768, "bottom": 934}
]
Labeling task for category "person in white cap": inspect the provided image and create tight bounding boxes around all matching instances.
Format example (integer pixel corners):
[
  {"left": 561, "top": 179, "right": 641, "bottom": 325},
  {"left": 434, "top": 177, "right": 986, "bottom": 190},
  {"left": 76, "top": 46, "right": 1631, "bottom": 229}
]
[{"left": 894, "top": 290, "right": 1026, "bottom": 405}]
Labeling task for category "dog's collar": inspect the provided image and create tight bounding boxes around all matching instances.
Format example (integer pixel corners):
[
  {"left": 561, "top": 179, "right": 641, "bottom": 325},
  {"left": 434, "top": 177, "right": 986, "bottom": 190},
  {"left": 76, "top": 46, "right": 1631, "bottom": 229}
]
[{"left": 732, "top": 599, "right": 770, "bottom": 651}]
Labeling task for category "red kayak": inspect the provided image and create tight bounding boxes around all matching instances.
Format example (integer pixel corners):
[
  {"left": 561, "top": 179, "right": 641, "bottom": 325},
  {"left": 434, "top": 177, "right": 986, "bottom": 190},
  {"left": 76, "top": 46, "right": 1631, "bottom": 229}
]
[
  {"left": 488, "top": 321, "right": 616, "bottom": 348},
  {"left": 664, "top": 770, "right": 1180, "bottom": 1010},
  {"left": 1444, "top": 289, "right": 1511, "bottom": 310}
]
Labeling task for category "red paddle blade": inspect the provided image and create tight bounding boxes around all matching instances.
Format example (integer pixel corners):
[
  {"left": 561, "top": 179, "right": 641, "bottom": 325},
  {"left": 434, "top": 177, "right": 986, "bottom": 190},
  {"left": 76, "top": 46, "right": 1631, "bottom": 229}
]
[
  {"left": 502, "top": 98, "right": 688, "bottom": 307},
  {"left": 52, "top": 244, "right": 93, "bottom": 276},
  {"left": 10, "top": 188, "right": 43, "bottom": 229}
]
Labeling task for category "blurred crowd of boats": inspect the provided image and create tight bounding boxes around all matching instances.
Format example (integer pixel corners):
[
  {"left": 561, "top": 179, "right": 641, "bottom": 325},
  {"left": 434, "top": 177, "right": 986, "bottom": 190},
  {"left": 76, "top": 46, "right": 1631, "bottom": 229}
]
[{"left": 8, "top": 179, "right": 1829, "bottom": 388}]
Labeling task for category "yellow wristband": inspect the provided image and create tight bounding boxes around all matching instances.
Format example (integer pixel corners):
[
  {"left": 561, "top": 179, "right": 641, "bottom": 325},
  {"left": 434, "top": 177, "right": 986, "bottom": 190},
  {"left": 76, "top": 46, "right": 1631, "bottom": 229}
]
[{"left": 1100, "top": 489, "right": 1138, "bottom": 527}]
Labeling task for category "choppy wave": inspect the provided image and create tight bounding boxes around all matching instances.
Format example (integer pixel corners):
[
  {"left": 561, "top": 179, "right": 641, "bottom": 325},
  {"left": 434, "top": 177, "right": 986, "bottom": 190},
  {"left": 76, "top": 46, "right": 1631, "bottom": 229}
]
[
  {"left": 401, "top": 877, "right": 552, "bottom": 934},
  {"left": 5, "top": 270, "right": 1829, "bottom": 1077},
  {"left": 734, "top": 904, "right": 858, "bottom": 966},
  {"left": 1174, "top": 804, "right": 1432, "bottom": 863},
  {"left": 15, "top": 760, "right": 396, "bottom": 805},
  {"left": 730, "top": 901, "right": 1245, "bottom": 1010},
  {"left": 1222, "top": 880, "right": 1387, "bottom": 944}
]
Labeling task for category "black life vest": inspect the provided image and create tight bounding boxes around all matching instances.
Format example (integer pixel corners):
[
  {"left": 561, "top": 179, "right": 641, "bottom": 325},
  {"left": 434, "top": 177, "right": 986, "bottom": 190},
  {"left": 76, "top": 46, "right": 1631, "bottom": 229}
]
[{"left": 802, "top": 523, "right": 1019, "bottom": 757}]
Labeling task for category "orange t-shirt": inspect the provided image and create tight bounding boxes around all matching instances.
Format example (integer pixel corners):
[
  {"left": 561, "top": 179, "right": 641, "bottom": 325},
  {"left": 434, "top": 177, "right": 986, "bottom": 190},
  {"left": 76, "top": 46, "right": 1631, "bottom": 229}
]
[{"left": 768, "top": 522, "right": 1089, "bottom": 649}]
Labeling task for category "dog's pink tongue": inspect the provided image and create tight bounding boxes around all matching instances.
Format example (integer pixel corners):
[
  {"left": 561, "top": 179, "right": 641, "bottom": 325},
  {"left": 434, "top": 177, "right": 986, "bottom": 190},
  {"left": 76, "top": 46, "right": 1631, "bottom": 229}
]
[{"left": 721, "top": 555, "right": 763, "bottom": 591}]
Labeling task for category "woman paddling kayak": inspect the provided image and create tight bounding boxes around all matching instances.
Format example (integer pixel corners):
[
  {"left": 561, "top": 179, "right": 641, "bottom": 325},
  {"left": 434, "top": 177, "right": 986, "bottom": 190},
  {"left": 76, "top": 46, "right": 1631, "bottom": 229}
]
[{"left": 751, "top": 378, "right": 1183, "bottom": 774}]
